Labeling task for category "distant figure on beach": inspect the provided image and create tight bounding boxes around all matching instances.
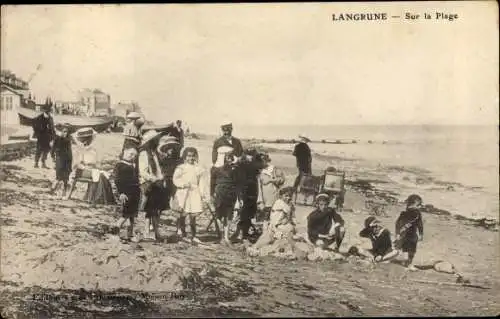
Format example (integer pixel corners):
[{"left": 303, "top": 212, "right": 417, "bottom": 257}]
[
  {"left": 31, "top": 104, "right": 55, "bottom": 169},
  {"left": 350, "top": 216, "right": 399, "bottom": 263},
  {"left": 257, "top": 153, "right": 286, "bottom": 223},
  {"left": 306, "top": 193, "right": 345, "bottom": 251},
  {"left": 50, "top": 123, "right": 73, "bottom": 198},
  {"left": 112, "top": 148, "right": 141, "bottom": 241},
  {"left": 211, "top": 121, "right": 244, "bottom": 165},
  {"left": 137, "top": 130, "right": 164, "bottom": 241},
  {"left": 394, "top": 194, "right": 424, "bottom": 271},
  {"left": 293, "top": 135, "right": 312, "bottom": 189},
  {"left": 170, "top": 120, "right": 185, "bottom": 149}
]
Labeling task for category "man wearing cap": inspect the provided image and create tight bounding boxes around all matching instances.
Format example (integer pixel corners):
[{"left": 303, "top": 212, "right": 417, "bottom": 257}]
[
  {"left": 170, "top": 120, "right": 184, "bottom": 149},
  {"left": 31, "top": 104, "right": 56, "bottom": 168},
  {"left": 211, "top": 122, "right": 244, "bottom": 165},
  {"left": 293, "top": 135, "right": 312, "bottom": 189}
]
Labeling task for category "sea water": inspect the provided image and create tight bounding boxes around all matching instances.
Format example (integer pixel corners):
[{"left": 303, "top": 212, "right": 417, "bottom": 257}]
[{"left": 196, "top": 124, "right": 499, "bottom": 220}]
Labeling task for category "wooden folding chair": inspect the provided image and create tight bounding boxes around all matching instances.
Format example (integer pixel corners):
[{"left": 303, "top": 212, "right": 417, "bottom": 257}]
[
  {"left": 319, "top": 169, "right": 346, "bottom": 210},
  {"left": 66, "top": 168, "right": 96, "bottom": 203},
  {"left": 294, "top": 174, "right": 322, "bottom": 206}
]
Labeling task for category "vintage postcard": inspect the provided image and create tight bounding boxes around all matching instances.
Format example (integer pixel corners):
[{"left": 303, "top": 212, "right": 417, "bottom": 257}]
[{"left": 1, "top": 2, "right": 498, "bottom": 317}]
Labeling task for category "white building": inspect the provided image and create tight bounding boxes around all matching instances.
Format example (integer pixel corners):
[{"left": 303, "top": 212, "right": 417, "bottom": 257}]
[{"left": 1, "top": 84, "right": 22, "bottom": 127}]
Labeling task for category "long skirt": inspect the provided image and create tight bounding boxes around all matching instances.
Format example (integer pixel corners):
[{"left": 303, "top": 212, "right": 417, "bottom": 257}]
[
  {"left": 83, "top": 173, "right": 116, "bottom": 205},
  {"left": 55, "top": 155, "right": 72, "bottom": 181},
  {"left": 144, "top": 181, "right": 168, "bottom": 218},
  {"left": 214, "top": 185, "right": 238, "bottom": 220}
]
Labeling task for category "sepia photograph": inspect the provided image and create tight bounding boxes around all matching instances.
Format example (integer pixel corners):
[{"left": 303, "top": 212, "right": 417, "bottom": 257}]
[{"left": 0, "top": 2, "right": 498, "bottom": 317}]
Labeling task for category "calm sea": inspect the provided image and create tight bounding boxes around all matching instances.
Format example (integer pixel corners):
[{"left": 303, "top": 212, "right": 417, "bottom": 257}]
[{"left": 194, "top": 124, "right": 499, "bottom": 220}]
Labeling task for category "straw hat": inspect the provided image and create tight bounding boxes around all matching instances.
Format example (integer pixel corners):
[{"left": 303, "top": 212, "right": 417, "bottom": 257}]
[
  {"left": 298, "top": 135, "right": 311, "bottom": 142},
  {"left": 315, "top": 193, "right": 331, "bottom": 202},
  {"left": 140, "top": 129, "right": 161, "bottom": 147},
  {"left": 74, "top": 127, "right": 97, "bottom": 144},
  {"left": 221, "top": 121, "right": 233, "bottom": 129},
  {"left": 157, "top": 135, "right": 180, "bottom": 154},
  {"left": 126, "top": 112, "right": 141, "bottom": 120}
]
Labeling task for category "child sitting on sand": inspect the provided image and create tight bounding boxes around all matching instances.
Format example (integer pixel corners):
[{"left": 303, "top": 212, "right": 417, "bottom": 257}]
[
  {"left": 252, "top": 186, "right": 297, "bottom": 249},
  {"left": 173, "top": 147, "right": 211, "bottom": 244},
  {"left": 349, "top": 216, "right": 399, "bottom": 263},
  {"left": 394, "top": 194, "right": 424, "bottom": 271},
  {"left": 112, "top": 148, "right": 141, "bottom": 242},
  {"left": 307, "top": 193, "right": 345, "bottom": 251}
]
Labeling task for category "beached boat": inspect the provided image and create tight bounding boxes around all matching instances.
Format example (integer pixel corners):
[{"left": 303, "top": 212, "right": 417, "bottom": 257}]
[{"left": 18, "top": 107, "right": 114, "bottom": 133}]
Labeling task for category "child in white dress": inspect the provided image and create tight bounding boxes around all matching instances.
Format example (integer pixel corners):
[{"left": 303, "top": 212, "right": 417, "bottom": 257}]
[{"left": 173, "top": 147, "right": 211, "bottom": 244}]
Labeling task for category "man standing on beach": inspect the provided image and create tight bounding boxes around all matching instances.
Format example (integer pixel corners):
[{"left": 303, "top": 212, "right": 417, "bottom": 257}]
[
  {"left": 171, "top": 120, "right": 185, "bottom": 149},
  {"left": 293, "top": 135, "right": 312, "bottom": 189},
  {"left": 211, "top": 122, "right": 244, "bottom": 165},
  {"left": 32, "top": 104, "right": 55, "bottom": 169}
]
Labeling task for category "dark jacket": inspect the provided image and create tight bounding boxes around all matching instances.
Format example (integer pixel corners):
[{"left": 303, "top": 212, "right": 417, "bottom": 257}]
[
  {"left": 211, "top": 136, "right": 244, "bottom": 164},
  {"left": 395, "top": 208, "right": 424, "bottom": 241},
  {"left": 114, "top": 160, "right": 140, "bottom": 196},
  {"left": 32, "top": 113, "right": 55, "bottom": 143},
  {"left": 360, "top": 227, "right": 393, "bottom": 257},
  {"left": 307, "top": 207, "right": 344, "bottom": 243},
  {"left": 293, "top": 142, "right": 312, "bottom": 173}
]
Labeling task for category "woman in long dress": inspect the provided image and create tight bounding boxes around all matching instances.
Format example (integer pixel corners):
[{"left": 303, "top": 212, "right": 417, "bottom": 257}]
[
  {"left": 66, "top": 128, "right": 115, "bottom": 204},
  {"left": 50, "top": 123, "right": 73, "bottom": 198},
  {"left": 172, "top": 147, "right": 211, "bottom": 244}
]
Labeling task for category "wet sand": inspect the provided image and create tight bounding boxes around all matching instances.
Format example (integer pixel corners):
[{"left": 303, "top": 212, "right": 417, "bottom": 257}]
[{"left": 1, "top": 133, "right": 499, "bottom": 317}]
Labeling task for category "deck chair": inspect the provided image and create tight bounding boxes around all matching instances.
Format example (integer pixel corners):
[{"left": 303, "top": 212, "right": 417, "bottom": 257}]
[
  {"left": 319, "top": 168, "right": 346, "bottom": 210},
  {"left": 66, "top": 168, "right": 96, "bottom": 203},
  {"left": 294, "top": 174, "right": 322, "bottom": 206}
]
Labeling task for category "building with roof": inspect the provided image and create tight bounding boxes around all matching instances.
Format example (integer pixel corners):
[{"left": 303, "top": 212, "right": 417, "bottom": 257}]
[{"left": 77, "top": 88, "right": 111, "bottom": 117}]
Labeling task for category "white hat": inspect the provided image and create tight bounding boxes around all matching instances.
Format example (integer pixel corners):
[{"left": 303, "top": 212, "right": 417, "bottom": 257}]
[
  {"left": 140, "top": 129, "right": 161, "bottom": 147},
  {"left": 221, "top": 121, "right": 233, "bottom": 128},
  {"left": 298, "top": 135, "right": 311, "bottom": 142},
  {"left": 126, "top": 112, "right": 141, "bottom": 120}
]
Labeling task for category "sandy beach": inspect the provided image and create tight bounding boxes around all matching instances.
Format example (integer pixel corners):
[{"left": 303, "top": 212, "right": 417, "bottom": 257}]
[{"left": 1, "top": 132, "right": 499, "bottom": 318}]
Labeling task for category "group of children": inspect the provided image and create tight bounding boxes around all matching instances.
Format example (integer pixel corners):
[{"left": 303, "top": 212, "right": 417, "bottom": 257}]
[{"left": 48, "top": 122, "right": 425, "bottom": 270}]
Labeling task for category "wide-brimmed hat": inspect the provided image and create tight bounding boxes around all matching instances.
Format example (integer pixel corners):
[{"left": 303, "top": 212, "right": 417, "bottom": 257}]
[
  {"left": 315, "top": 193, "right": 331, "bottom": 202},
  {"left": 157, "top": 135, "right": 180, "bottom": 153},
  {"left": 74, "top": 127, "right": 97, "bottom": 144},
  {"left": 140, "top": 129, "right": 161, "bottom": 147},
  {"left": 298, "top": 135, "right": 311, "bottom": 143},
  {"left": 126, "top": 112, "right": 141, "bottom": 120}
]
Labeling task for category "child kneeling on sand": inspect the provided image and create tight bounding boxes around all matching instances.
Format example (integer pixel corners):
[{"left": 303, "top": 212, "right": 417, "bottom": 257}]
[
  {"left": 111, "top": 148, "right": 140, "bottom": 241},
  {"left": 349, "top": 216, "right": 399, "bottom": 263},
  {"left": 307, "top": 193, "right": 345, "bottom": 251},
  {"left": 394, "top": 194, "right": 424, "bottom": 271},
  {"left": 251, "top": 186, "right": 298, "bottom": 249}
]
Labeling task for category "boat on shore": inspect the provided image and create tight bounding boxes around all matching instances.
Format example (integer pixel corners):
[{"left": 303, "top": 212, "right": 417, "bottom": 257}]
[{"left": 18, "top": 107, "right": 114, "bottom": 133}]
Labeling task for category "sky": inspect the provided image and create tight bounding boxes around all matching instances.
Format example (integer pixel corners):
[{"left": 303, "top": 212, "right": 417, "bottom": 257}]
[{"left": 1, "top": 2, "right": 498, "bottom": 129}]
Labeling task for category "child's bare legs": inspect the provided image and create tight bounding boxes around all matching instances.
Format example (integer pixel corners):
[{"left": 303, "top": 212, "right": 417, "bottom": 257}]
[
  {"left": 127, "top": 217, "right": 135, "bottom": 239},
  {"left": 177, "top": 214, "right": 187, "bottom": 236},
  {"left": 144, "top": 216, "right": 152, "bottom": 238},
  {"left": 379, "top": 249, "right": 399, "bottom": 262}
]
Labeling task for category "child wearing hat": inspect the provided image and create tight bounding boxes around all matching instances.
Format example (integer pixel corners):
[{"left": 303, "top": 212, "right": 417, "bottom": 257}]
[
  {"left": 351, "top": 216, "right": 399, "bottom": 263},
  {"left": 112, "top": 147, "right": 141, "bottom": 241},
  {"left": 307, "top": 193, "right": 345, "bottom": 251},
  {"left": 50, "top": 123, "right": 73, "bottom": 198},
  {"left": 394, "top": 194, "right": 424, "bottom": 271}
]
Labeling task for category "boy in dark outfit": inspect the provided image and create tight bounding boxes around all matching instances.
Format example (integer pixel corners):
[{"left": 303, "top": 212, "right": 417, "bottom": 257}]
[
  {"left": 50, "top": 123, "right": 73, "bottom": 198},
  {"left": 307, "top": 193, "right": 345, "bottom": 251},
  {"left": 112, "top": 148, "right": 140, "bottom": 241},
  {"left": 395, "top": 194, "right": 424, "bottom": 271},
  {"left": 351, "top": 216, "right": 399, "bottom": 263},
  {"left": 211, "top": 150, "right": 239, "bottom": 245},
  {"left": 235, "top": 148, "right": 264, "bottom": 243}
]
